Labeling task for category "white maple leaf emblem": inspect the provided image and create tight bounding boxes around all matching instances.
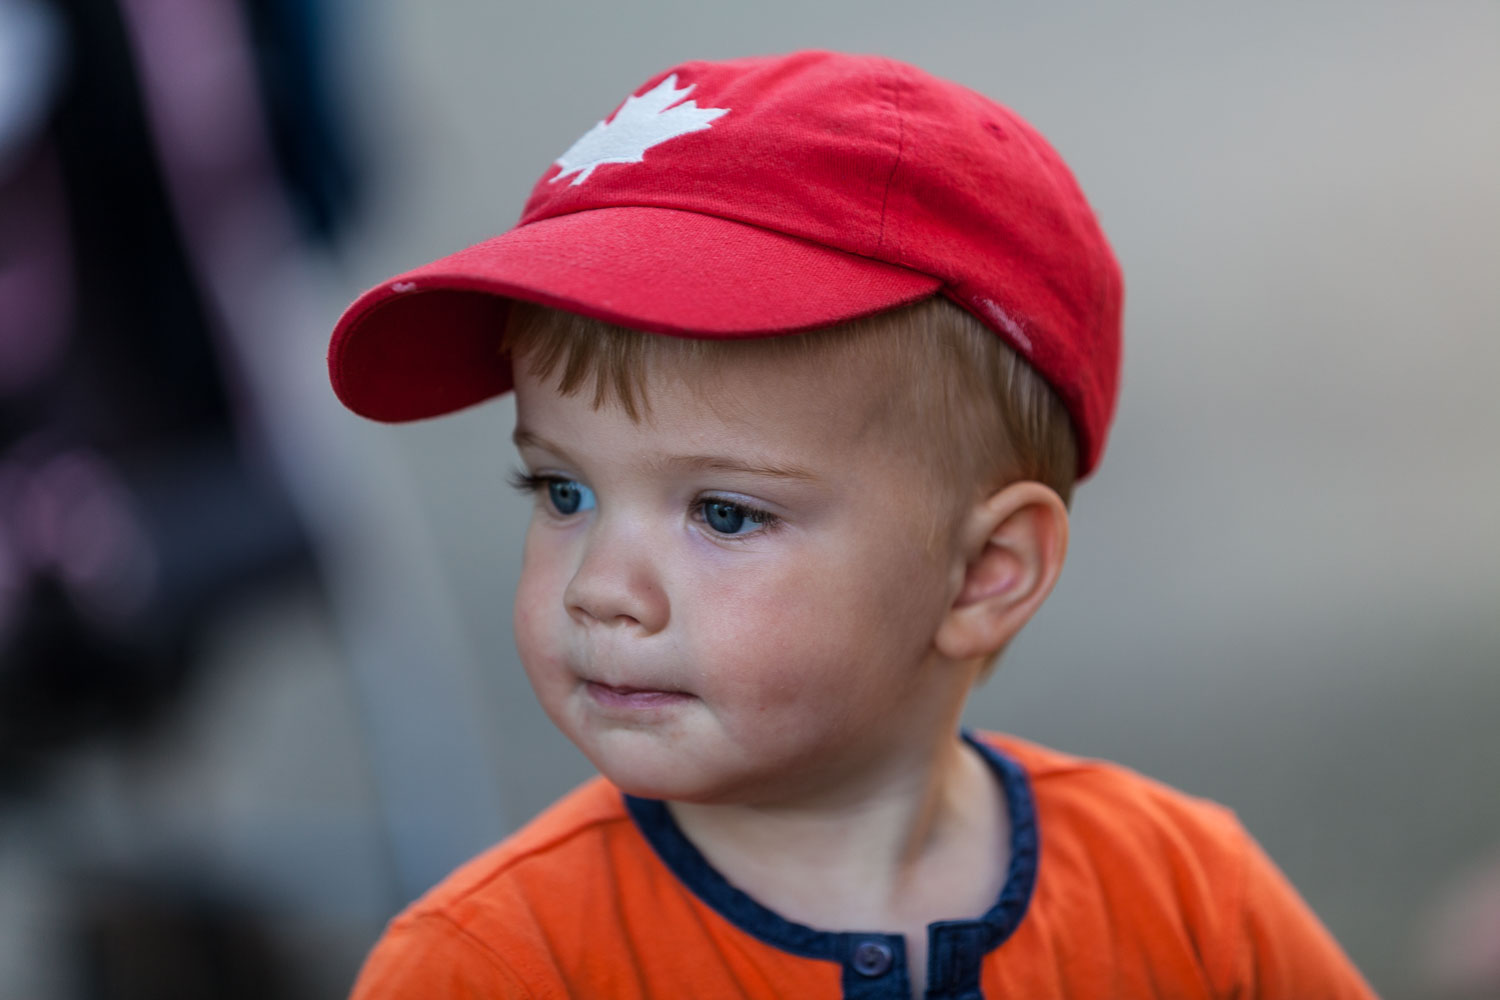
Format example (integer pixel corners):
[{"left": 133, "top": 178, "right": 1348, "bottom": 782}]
[{"left": 551, "top": 74, "right": 729, "bottom": 186}]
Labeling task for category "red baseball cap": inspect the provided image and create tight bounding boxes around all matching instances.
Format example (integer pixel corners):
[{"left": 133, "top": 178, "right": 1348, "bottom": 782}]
[{"left": 328, "top": 50, "right": 1123, "bottom": 476}]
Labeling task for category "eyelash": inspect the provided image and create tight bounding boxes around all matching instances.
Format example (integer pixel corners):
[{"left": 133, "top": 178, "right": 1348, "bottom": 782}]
[
  {"left": 508, "top": 470, "right": 553, "bottom": 497},
  {"left": 507, "top": 471, "right": 782, "bottom": 535}
]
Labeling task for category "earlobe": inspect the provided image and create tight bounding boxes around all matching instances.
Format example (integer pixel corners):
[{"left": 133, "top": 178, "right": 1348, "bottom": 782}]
[{"left": 934, "top": 482, "right": 1069, "bottom": 662}]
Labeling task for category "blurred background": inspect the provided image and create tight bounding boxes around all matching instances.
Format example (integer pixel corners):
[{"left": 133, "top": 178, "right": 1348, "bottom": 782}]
[{"left": 0, "top": 0, "right": 1495, "bottom": 996}]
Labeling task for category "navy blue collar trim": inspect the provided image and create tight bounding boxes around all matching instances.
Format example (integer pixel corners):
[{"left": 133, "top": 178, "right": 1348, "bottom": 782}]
[{"left": 623, "top": 730, "right": 1039, "bottom": 965}]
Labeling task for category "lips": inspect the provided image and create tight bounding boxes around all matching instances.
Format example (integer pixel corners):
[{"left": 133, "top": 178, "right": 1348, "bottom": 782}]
[{"left": 584, "top": 680, "right": 692, "bottom": 710}]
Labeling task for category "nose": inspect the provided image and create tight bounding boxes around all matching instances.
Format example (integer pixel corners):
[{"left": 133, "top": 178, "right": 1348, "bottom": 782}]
[{"left": 563, "top": 517, "right": 669, "bottom": 633}]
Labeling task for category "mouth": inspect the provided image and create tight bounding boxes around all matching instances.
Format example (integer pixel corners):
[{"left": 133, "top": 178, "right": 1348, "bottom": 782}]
[{"left": 584, "top": 680, "right": 693, "bottom": 711}]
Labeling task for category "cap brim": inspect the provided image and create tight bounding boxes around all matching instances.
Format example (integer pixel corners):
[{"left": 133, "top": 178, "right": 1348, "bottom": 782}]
[{"left": 328, "top": 206, "right": 942, "bottom": 421}]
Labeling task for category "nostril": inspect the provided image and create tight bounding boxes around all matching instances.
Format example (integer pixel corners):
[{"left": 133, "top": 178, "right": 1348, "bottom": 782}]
[{"left": 567, "top": 598, "right": 644, "bottom": 629}]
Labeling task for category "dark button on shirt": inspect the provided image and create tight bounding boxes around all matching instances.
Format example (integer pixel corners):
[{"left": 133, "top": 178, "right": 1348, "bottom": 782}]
[{"left": 851, "top": 939, "right": 895, "bottom": 977}]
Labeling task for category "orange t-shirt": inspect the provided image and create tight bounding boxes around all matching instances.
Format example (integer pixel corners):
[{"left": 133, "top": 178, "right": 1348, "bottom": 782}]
[{"left": 350, "top": 732, "right": 1376, "bottom": 999}]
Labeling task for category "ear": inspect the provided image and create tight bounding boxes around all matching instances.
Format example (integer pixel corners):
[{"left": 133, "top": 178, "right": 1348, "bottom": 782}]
[{"left": 933, "top": 481, "right": 1070, "bottom": 662}]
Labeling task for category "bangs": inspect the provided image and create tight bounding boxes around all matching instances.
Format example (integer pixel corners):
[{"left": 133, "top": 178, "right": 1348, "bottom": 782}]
[{"left": 500, "top": 297, "right": 1077, "bottom": 506}]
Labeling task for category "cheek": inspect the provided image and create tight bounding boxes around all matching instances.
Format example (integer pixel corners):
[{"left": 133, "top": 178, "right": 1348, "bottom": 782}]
[
  {"left": 688, "top": 542, "right": 942, "bottom": 707},
  {"left": 512, "top": 528, "right": 574, "bottom": 684}
]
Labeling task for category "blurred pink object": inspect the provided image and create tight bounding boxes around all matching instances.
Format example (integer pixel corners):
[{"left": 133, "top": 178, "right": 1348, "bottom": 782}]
[{"left": 1423, "top": 850, "right": 1500, "bottom": 991}]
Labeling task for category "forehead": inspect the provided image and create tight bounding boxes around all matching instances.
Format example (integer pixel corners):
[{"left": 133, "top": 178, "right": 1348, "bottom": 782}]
[{"left": 511, "top": 340, "right": 905, "bottom": 468}]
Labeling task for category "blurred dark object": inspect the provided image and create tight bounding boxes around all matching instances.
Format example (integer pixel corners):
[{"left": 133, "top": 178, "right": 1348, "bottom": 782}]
[
  {"left": 0, "top": 440, "right": 310, "bottom": 781},
  {"left": 72, "top": 870, "right": 313, "bottom": 1000},
  {"left": 0, "top": 0, "right": 357, "bottom": 787},
  {"left": 244, "top": 0, "right": 361, "bottom": 240}
]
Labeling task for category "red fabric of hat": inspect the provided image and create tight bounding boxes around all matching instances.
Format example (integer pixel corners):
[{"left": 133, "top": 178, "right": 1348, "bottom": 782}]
[{"left": 328, "top": 50, "right": 1123, "bottom": 476}]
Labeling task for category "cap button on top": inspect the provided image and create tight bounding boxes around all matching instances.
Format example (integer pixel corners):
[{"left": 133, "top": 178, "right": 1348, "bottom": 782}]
[{"left": 851, "top": 939, "right": 894, "bottom": 977}]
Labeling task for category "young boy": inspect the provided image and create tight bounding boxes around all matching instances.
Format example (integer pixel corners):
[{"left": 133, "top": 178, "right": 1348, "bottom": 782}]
[{"left": 328, "top": 51, "right": 1376, "bottom": 999}]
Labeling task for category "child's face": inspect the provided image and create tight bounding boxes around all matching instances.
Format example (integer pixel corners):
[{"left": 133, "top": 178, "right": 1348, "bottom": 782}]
[{"left": 510, "top": 344, "right": 966, "bottom": 806}]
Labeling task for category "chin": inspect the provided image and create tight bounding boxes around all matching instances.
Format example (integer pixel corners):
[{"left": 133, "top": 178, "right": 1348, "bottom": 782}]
[
  {"left": 593, "top": 755, "right": 712, "bottom": 802},
  {"left": 581, "top": 738, "right": 739, "bottom": 804}
]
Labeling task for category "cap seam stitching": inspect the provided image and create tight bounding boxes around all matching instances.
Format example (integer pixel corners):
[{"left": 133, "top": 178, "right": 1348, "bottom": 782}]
[{"left": 875, "top": 61, "right": 906, "bottom": 255}]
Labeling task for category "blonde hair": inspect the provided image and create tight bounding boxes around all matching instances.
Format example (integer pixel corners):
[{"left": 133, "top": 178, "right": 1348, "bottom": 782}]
[{"left": 502, "top": 296, "right": 1077, "bottom": 510}]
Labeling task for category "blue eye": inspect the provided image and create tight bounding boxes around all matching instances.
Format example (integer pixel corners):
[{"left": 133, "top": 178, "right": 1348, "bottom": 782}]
[
  {"left": 546, "top": 479, "right": 595, "bottom": 515},
  {"left": 704, "top": 500, "right": 745, "bottom": 533},
  {"left": 700, "top": 498, "right": 775, "bottom": 536}
]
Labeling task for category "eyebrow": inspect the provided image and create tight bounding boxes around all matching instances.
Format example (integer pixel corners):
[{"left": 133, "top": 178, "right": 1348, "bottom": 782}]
[
  {"left": 512, "top": 428, "right": 565, "bottom": 457},
  {"left": 512, "top": 429, "right": 821, "bottom": 484},
  {"left": 657, "top": 454, "right": 821, "bottom": 483}
]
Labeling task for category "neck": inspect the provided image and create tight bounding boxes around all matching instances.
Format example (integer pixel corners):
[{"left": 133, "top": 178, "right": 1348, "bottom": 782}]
[{"left": 667, "top": 727, "right": 1005, "bottom": 927}]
